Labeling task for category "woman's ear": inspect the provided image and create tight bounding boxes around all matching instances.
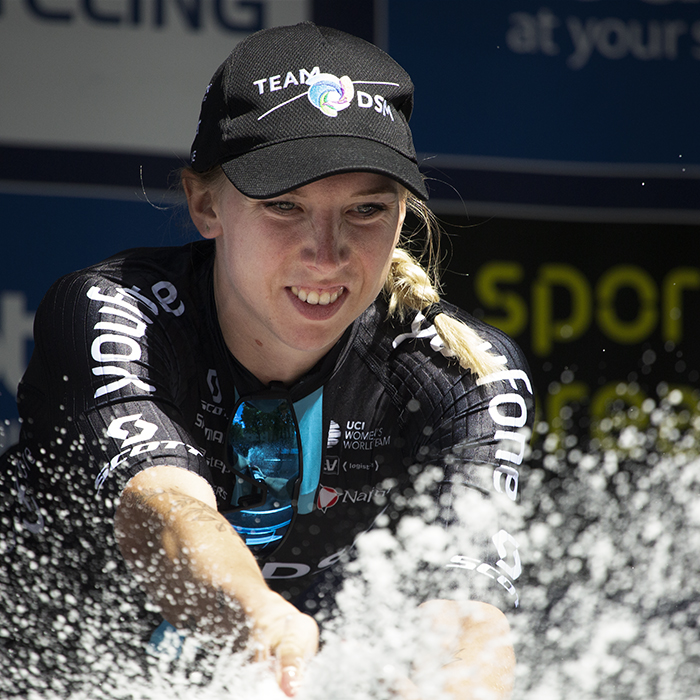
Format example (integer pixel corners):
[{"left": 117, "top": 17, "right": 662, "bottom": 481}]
[
  {"left": 394, "top": 193, "right": 407, "bottom": 247},
  {"left": 182, "top": 172, "right": 221, "bottom": 239}
]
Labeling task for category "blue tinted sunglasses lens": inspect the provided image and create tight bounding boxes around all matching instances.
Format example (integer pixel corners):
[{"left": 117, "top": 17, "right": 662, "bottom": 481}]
[
  {"left": 227, "top": 395, "right": 302, "bottom": 507},
  {"left": 225, "top": 394, "right": 302, "bottom": 550}
]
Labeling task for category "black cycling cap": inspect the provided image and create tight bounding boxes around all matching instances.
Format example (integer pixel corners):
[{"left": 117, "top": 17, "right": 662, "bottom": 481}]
[{"left": 189, "top": 21, "right": 428, "bottom": 201}]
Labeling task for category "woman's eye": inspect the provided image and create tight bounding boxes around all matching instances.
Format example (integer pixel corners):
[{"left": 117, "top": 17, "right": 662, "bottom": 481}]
[
  {"left": 266, "top": 201, "right": 296, "bottom": 212},
  {"left": 355, "top": 203, "right": 386, "bottom": 216}
]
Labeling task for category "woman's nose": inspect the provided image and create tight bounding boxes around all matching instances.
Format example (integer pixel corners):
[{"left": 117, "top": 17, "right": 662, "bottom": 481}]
[{"left": 303, "top": 220, "right": 347, "bottom": 270}]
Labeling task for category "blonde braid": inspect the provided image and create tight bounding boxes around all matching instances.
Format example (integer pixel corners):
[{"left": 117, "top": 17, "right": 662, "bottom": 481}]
[
  {"left": 432, "top": 313, "right": 506, "bottom": 378},
  {"left": 384, "top": 247, "right": 439, "bottom": 319},
  {"left": 384, "top": 196, "right": 505, "bottom": 378}
]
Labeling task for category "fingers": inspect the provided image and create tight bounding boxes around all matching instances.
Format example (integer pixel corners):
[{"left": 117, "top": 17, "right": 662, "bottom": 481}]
[
  {"left": 279, "top": 663, "right": 302, "bottom": 697},
  {"left": 273, "top": 613, "right": 319, "bottom": 697}
]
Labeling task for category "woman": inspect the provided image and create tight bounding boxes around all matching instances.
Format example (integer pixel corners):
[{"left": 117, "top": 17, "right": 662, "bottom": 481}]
[{"left": 2, "top": 22, "right": 533, "bottom": 699}]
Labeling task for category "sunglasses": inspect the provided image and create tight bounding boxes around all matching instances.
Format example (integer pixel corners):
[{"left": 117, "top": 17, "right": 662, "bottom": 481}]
[{"left": 222, "top": 384, "right": 303, "bottom": 552}]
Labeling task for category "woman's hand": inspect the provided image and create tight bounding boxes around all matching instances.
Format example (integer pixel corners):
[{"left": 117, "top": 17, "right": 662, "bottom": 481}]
[{"left": 411, "top": 599, "right": 515, "bottom": 700}]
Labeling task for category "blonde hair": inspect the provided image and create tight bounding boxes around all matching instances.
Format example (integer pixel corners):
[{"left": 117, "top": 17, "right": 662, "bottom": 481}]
[
  {"left": 384, "top": 195, "right": 505, "bottom": 378},
  {"left": 181, "top": 167, "right": 504, "bottom": 378}
]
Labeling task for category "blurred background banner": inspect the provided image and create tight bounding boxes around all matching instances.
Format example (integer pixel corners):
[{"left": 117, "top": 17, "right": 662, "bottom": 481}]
[
  {"left": 390, "top": 0, "right": 700, "bottom": 224},
  {"left": 0, "top": 0, "right": 311, "bottom": 156},
  {"left": 1, "top": 0, "right": 698, "bottom": 450}
]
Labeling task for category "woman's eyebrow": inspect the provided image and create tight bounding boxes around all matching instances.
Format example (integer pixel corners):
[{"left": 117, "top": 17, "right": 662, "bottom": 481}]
[
  {"left": 353, "top": 186, "right": 400, "bottom": 197},
  {"left": 280, "top": 181, "right": 401, "bottom": 198}
]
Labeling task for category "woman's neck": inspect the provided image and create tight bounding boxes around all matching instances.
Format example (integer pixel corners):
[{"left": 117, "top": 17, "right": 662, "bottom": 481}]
[{"left": 226, "top": 335, "right": 326, "bottom": 387}]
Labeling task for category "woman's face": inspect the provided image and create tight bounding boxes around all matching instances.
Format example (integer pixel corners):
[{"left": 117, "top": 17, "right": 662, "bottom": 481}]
[{"left": 205, "top": 172, "right": 406, "bottom": 381}]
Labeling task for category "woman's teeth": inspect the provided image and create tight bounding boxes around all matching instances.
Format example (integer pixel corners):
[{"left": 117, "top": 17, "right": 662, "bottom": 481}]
[{"left": 291, "top": 286, "right": 344, "bottom": 306}]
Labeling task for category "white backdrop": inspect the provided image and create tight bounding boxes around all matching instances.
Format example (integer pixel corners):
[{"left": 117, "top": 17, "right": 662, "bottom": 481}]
[{"left": 0, "top": 0, "right": 310, "bottom": 155}]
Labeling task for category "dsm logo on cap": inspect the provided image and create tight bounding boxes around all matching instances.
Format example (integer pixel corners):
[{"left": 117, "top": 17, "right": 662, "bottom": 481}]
[
  {"left": 307, "top": 73, "right": 354, "bottom": 116},
  {"left": 258, "top": 70, "right": 398, "bottom": 122}
]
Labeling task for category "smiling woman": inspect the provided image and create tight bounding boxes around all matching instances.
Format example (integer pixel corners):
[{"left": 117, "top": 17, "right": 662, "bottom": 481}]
[
  {"left": 1, "top": 21, "right": 534, "bottom": 700},
  {"left": 183, "top": 171, "right": 406, "bottom": 384}
]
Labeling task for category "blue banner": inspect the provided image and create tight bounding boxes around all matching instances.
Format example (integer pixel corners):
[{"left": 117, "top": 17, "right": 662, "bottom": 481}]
[{"left": 387, "top": 0, "right": 700, "bottom": 220}]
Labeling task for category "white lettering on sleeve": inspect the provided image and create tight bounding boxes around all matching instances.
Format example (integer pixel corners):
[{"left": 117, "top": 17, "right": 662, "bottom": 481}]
[{"left": 92, "top": 366, "right": 156, "bottom": 398}]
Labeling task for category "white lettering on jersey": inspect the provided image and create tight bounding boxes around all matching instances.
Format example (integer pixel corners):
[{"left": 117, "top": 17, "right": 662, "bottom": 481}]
[
  {"left": 392, "top": 311, "right": 456, "bottom": 359},
  {"left": 87, "top": 281, "right": 185, "bottom": 399},
  {"left": 447, "top": 552, "right": 520, "bottom": 608},
  {"left": 477, "top": 368, "right": 534, "bottom": 501}
]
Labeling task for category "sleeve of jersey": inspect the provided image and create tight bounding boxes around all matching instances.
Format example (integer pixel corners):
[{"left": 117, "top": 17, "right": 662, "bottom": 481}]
[
  {"left": 410, "top": 326, "right": 535, "bottom": 613},
  {"left": 17, "top": 268, "right": 212, "bottom": 505}
]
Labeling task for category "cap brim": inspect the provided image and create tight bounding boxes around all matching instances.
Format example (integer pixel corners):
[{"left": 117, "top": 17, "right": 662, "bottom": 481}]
[{"left": 220, "top": 136, "right": 429, "bottom": 201}]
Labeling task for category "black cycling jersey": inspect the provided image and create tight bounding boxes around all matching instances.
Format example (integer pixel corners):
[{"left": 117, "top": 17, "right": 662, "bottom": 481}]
[{"left": 1, "top": 239, "right": 534, "bottom": 689}]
